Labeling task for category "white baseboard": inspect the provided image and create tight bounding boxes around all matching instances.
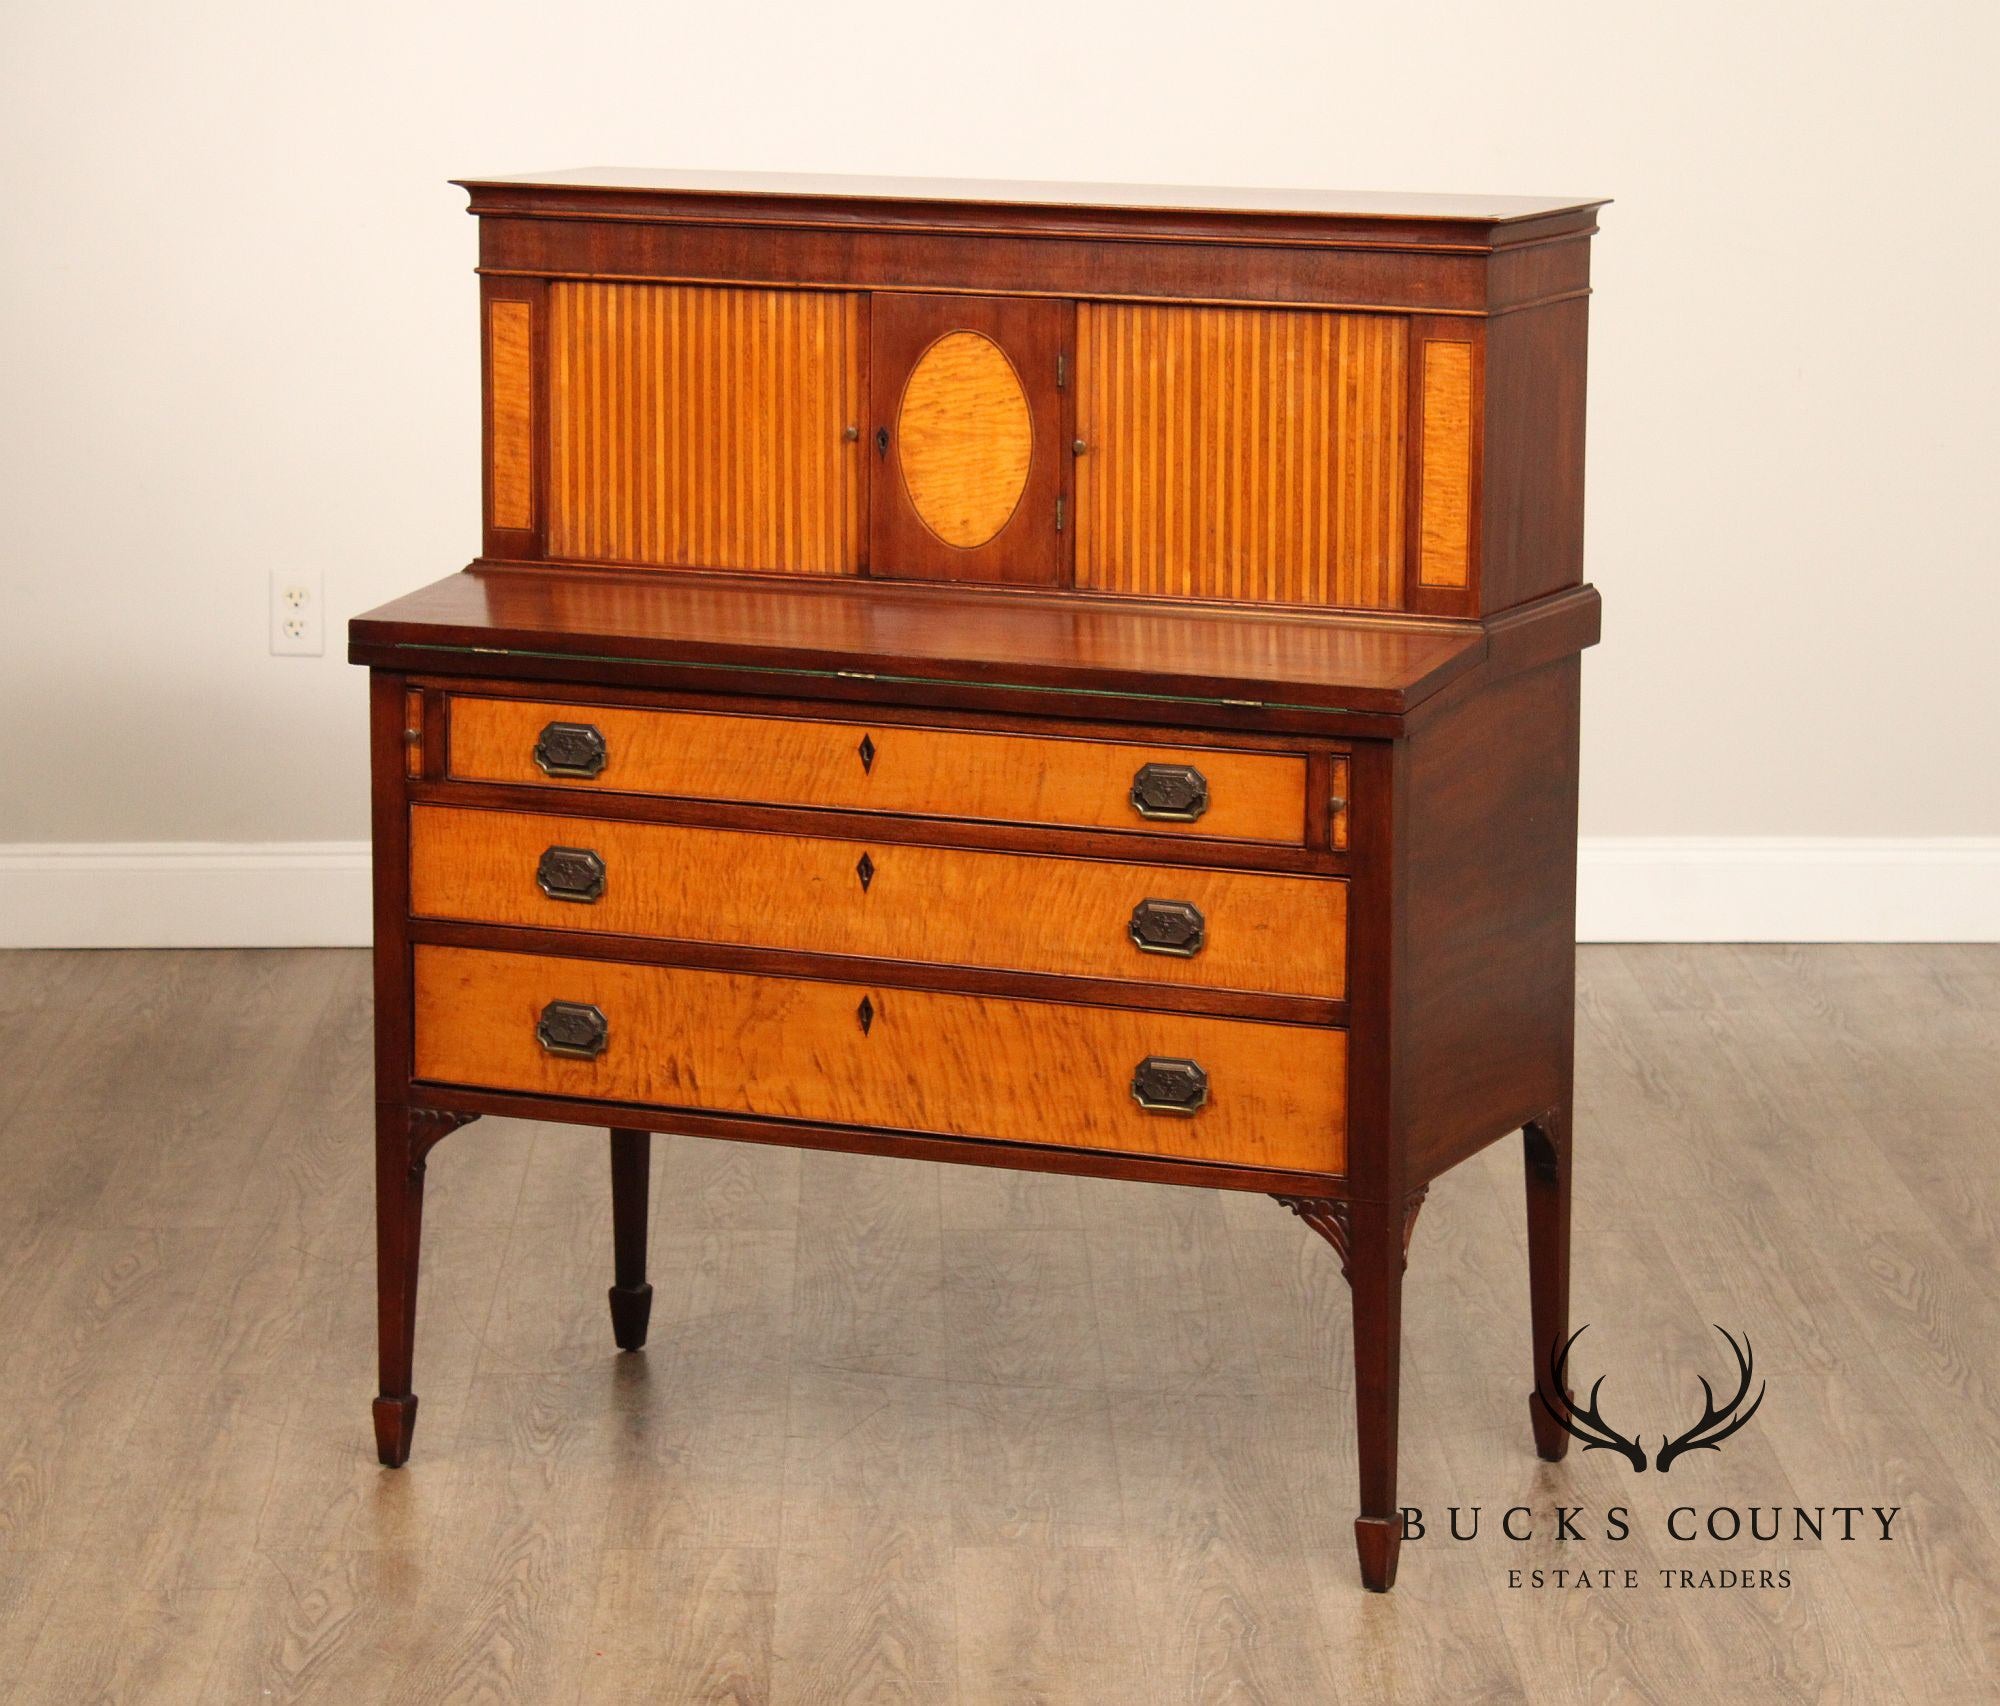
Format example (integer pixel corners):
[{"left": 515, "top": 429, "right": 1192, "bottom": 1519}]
[
  {"left": 1575, "top": 837, "right": 2000, "bottom": 943},
  {"left": 0, "top": 842, "right": 374, "bottom": 948},
  {"left": 0, "top": 837, "right": 1994, "bottom": 949}
]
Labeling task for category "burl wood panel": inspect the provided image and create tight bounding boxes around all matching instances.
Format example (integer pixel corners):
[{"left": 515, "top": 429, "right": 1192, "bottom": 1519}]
[
  {"left": 1417, "top": 339, "right": 1475, "bottom": 590},
  {"left": 547, "top": 282, "right": 865, "bottom": 573},
  {"left": 446, "top": 696, "right": 1308, "bottom": 844},
  {"left": 896, "top": 331, "right": 1033, "bottom": 548},
  {"left": 413, "top": 944, "right": 1347, "bottom": 1172},
  {"left": 1073, "top": 304, "right": 1407, "bottom": 608},
  {"left": 410, "top": 804, "right": 1346, "bottom": 997},
  {"left": 487, "top": 300, "right": 535, "bottom": 532}
]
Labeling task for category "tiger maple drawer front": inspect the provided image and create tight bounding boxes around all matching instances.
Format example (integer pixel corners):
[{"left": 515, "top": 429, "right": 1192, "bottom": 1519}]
[
  {"left": 446, "top": 696, "right": 1307, "bottom": 844},
  {"left": 413, "top": 945, "right": 1346, "bottom": 1173},
  {"left": 410, "top": 805, "right": 1345, "bottom": 998}
]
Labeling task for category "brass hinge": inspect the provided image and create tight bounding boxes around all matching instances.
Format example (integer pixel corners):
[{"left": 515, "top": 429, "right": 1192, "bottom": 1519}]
[
  {"left": 1056, "top": 352, "right": 1066, "bottom": 389},
  {"left": 1056, "top": 496, "right": 1065, "bottom": 532}
]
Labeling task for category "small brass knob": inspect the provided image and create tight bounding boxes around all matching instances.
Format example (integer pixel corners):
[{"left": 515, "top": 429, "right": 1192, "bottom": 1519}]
[
  {"left": 843, "top": 425, "right": 860, "bottom": 442},
  {"left": 1072, "top": 437, "right": 1088, "bottom": 455}
]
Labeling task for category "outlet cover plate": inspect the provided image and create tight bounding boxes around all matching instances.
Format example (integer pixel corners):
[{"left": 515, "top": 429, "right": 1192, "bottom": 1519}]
[{"left": 270, "top": 569, "right": 324, "bottom": 656}]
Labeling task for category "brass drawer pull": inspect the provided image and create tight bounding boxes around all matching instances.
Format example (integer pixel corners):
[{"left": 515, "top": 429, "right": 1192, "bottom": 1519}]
[
  {"left": 536, "top": 845, "right": 606, "bottom": 903},
  {"left": 1131, "top": 1056, "right": 1208, "bottom": 1115},
  {"left": 534, "top": 720, "right": 608, "bottom": 778},
  {"left": 1129, "top": 898, "right": 1205, "bottom": 957},
  {"left": 1129, "top": 762, "right": 1209, "bottom": 823},
  {"left": 537, "top": 1000, "right": 609, "bottom": 1059}
]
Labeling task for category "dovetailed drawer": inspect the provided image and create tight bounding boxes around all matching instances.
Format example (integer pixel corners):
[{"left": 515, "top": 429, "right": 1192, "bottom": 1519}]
[
  {"left": 413, "top": 945, "right": 1346, "bottom": 1173},
  {"left": 445, "top": 696, "right": 1308, "bottom": 845},
  {"left": 410, "top": 805, "right": 1345, "bottom": 998}
]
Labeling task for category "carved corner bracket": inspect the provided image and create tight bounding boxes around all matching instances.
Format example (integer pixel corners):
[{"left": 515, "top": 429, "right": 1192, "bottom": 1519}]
[
  {"left": 1273, "top": 1187, "right": 1429, "bottom": 1282},
  {"left": 406, "top": 1108, "right": 480, "bottom": 1174}
]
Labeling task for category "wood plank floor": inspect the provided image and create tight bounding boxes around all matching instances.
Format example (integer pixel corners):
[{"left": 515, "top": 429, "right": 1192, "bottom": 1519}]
[{"left": 0, "top": 946, "right": 1995, "bottom": 1703}]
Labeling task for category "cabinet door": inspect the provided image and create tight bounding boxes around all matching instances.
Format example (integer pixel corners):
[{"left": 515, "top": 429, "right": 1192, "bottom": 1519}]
[
  {"left": 546, "top": 282, "right": 867, "bottom": 574},
  {"left": 868, "top": 293, "right": 1070, "bottom": 586}
]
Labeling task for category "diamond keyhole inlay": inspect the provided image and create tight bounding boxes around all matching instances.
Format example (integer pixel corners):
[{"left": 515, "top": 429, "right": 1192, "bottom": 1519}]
[
  {"left": 856, "top": 996, "right": 875, "bottom": 1035},
  {"left": 857, "top": 734, "right": 877, "bottom": 773},
  {"left": 856, "top": 853, "right": 876, "bottom": 892}
]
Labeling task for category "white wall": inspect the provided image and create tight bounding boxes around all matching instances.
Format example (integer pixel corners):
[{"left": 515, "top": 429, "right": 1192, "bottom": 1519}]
[{"left": 3, "top": 0, "right": 1996, "bottom": 940}]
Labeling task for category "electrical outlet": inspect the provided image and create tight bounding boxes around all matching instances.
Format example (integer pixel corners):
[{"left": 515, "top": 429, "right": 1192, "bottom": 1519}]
[{"left": 270, "top": 569, "right": 324, "bottom": 656}]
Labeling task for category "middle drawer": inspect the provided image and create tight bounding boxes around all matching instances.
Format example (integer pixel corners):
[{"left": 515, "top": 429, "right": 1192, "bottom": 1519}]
[{"left": 410, "top": 804, "right": 1345, "bottom": 999}]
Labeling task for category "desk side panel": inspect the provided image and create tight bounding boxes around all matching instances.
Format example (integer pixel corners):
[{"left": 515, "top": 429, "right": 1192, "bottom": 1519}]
[{"left": 1398, "top": 656, "right": 1580, "bottom": 1180}]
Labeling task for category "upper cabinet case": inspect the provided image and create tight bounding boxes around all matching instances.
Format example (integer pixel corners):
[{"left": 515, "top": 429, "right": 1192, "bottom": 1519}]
[{"left": 466, "top": 170, "right": 1604, "bottom": 618}]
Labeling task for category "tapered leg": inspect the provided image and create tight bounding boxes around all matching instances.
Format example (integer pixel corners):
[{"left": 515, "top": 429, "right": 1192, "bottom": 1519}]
[
  {"left": 374, "top": 1105, "right": 476, "bottom": 1467},
  {"left": 1348, "top": 1196, "right": 1408, "bottom": 1592},
  {"left": 1524, "top": 1106, "right": 1573, "bottom": 1461},
  {"left": 607, "top": 1127, "right": 653, "bottom": 1352}
]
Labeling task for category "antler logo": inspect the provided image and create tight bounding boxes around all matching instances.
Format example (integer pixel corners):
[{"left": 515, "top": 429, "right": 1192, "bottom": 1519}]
[
  {"left": 1655, "top": 1325, "right": 1766, "bottom": 1472},
  {"left": 1536, "top": 1327, "right": 1648, "bottom": 1471},
  {"left": 1535, "top": 1325, "right": 1766, "bottom": 1473}
]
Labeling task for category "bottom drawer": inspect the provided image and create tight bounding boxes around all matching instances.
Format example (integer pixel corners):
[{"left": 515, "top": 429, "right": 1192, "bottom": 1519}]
[{"left": 413, "top": 946, "right": 1345, "bottom": 1174}]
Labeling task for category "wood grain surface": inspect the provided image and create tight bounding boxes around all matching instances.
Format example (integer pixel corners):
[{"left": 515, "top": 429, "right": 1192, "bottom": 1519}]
[
  {"left": 894, "top": 331, "right": 1033, "bottom": 548},
  {"left": 412, "top": 944, "right": 1346, "bottom": 1171},
  {"left": 0, "top": 940, "right": 1984, "bottom": 1696},
  {"left": 1075, "top": 304, "right": 1408, "bottom": 608},
  {"left": 1418, "top": 338, "right": 1475, "bottom": 590},
  {"left": 0, "top": 945, "right": 1989, "bottom": 1702},
  {"left": 409, "top": 804, "right": 1346, "bottom": 997},
  {"left": 486, "top": 300, "right": 535, "bottom": 533},
  {"left": 546, "top": 283, "right": 864, "bottom": 574},
  {"left": 445, "top": 695, "right": 1309, "bottom": 844},
  {"left": 349, "top": 565, "right": 1500, "bottom": 718}
]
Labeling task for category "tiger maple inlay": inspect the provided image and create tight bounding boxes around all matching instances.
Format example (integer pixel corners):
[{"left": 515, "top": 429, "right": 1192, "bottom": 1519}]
[
  {"left": 547, "top": 283, "right": 865, "bottom": 574},
  {"left": 1418, "top": 339, "right": 1475, "bottom": 590},
  {"left": 487, "top": 300, "right": 534, "bottom": 532},
  {"left": 1074, "top": 304, "right": 1408, "bottom": 609}
]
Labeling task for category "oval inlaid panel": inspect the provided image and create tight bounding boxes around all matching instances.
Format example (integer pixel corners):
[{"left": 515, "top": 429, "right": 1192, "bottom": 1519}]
[{"left": 896, "top": 331, "right": 1032, "bottom": 548}]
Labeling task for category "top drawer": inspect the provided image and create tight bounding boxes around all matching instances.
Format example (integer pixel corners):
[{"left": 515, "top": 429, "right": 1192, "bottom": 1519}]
[{"left": 446, "top": 697, "right": 1307, "bottom": 845}]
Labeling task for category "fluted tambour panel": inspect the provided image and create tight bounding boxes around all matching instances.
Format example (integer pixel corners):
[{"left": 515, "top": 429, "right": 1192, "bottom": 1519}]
[
  {"left": 548, "top": 283, "right": 864, "bottom": 574},
  {"left": 1075, "top": 305, "right": 1408, "bottom": 608}
]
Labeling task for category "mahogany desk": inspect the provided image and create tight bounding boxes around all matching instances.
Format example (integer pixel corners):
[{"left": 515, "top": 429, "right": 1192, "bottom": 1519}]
[{"left": 351, "top": 169, "right": 1605, "bottom": 1592}]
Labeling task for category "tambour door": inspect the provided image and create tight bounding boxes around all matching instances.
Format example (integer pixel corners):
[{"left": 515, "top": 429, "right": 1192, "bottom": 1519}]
[
  {"left": 1073, "top": 303, "right": 1412, "bottom": 608},
  {"left": 543, "top": 282, "right": 869, "bottom": 574},
  {"left": 867, "top": 293, "right": 1071, "bottom": 586}
]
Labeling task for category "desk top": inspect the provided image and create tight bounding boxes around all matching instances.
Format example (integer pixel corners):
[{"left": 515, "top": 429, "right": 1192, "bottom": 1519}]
[
  {"left": 455, "top": 168, "right": 1606, "bottom": 227},
  {"left": 348, "top": 566, "right": 1577, "bottom": 716}
]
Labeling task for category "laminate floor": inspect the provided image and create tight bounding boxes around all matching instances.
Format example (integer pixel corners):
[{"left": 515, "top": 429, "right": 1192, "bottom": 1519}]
[{"left": 0, "top": 946, "right": 1995, "bottom": 1703}]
